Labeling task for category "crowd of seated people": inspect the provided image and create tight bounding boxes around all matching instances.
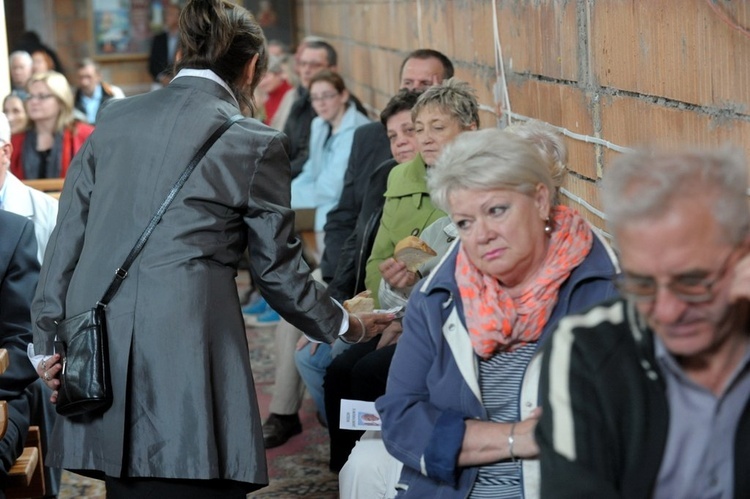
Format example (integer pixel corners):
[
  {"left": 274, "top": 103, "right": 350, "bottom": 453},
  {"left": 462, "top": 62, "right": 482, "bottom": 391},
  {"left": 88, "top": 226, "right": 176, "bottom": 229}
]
[
  {"left": 5, "top": 25, "right": 750, "bottom": 499},
  {"left": 244, "top": 45, "right": 457, "bottom": 450},
  {"left": 323, "top": 78, "right": 481, "bottom": 473},
  {"left": 5, "top": 41, "right": 126, "bottom": 182},
  {"left": 237, "top": 37, "right": 750, "bottom": 499}
]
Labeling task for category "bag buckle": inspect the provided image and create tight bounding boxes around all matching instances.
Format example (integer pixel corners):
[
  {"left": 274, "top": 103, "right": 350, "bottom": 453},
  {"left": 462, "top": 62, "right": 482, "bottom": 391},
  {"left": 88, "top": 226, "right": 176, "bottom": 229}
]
[{"left": 115, "top": 268, "right": 128, "bottom": 280}]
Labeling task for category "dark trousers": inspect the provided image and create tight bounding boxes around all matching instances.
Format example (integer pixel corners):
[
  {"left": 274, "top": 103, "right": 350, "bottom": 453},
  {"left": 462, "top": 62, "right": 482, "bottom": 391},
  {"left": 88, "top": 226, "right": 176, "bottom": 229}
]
[
  {"left": 323, "top": 339, "right": 396, "bottom": 472},
  {"left": 104, "top": 475, "right": 256, "bottom": 499}
]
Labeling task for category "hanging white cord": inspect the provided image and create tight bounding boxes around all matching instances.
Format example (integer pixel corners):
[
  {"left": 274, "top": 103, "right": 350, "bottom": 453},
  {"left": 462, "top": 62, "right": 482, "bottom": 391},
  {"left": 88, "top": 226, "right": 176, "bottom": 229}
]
[
  {"left": 505, "top": 111, "right": 633, "bottom": 154},
  {"left": 416, "top": 0, "right": 423, "bottom": 46},
  {"left": 492, "top": 0, "right": 512, "bottom": 126},
  {"left": 559, "top": 187, "right": 607, "bottom": 220}
]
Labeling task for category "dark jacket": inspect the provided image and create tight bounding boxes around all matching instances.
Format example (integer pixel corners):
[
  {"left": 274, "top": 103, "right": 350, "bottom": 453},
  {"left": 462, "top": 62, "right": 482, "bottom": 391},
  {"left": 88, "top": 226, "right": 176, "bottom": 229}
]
[
  {"left": 10, "top": 122, "right": 95, "bottom": 180},
  {"left": 148, "top": 31, "right": 177, "bottom": 82},
  {"left": 328, "top": 157, "right": 397, "bottom": 301},
  {"left": 320, "top": 121, "right": 392, "bottom": 283},
  {"left": 376, "top": 232, "right": 619, "bottom": 498},
  {"left": 536, "top": 298, "right": 750, "bottom": 498},
  {"left": 0, "top": 211, "right": 40, "bottom": 485},
  {"left": 74, "top": 83, "right": 118, "bottom": 123}
]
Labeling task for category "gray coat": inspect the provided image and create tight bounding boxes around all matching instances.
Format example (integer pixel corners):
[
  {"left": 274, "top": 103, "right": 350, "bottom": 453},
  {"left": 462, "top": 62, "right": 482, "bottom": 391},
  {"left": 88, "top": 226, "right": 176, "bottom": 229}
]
[{"left": 31, "top": 75, "right": 343, "bottom": 486}]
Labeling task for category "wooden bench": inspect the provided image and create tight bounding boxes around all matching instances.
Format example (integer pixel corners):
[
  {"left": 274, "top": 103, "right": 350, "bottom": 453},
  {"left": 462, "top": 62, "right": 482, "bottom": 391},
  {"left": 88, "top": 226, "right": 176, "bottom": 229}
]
[
  {"left": 21, "top": 178, "right": 65, "bottom": 200},
  {"left": 0, "top": 349, "right": 8, "bottom": 439},
  {"left": 5, "top": 426, "right": 45, "bottom": 498},
  {"left": 0, "top": 349, "right": 46, "bottom": 498}
]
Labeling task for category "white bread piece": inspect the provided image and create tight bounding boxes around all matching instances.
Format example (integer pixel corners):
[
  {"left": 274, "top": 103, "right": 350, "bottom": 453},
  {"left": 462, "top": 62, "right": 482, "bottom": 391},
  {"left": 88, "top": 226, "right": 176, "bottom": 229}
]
[
  {"left": 343, "top": 290, "right": 375, "bottom": 314},
  {"left": 393, "top": 236, "right": 437, "bottom": 272}
]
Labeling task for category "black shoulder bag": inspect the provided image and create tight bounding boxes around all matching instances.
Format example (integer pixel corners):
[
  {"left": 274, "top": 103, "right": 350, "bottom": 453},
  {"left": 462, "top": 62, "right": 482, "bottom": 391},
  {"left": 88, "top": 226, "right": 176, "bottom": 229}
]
[{"left": 54, "top": 114, "right": 243, "bottom": 417}]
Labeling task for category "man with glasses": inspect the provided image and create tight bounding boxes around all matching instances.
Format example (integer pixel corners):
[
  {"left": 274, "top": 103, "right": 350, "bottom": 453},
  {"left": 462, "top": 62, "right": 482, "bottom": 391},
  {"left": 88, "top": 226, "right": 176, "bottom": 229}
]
[{"left": 536, "top": 147, "right": 750, "bottom": 498}]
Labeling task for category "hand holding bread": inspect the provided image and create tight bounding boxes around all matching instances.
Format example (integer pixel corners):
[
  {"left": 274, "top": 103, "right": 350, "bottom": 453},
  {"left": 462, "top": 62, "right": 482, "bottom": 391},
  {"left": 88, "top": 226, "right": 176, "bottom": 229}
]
[
  {"left": 394, "top": 235, "right": 437, "bottom": 272},
  {"left": 379, "top": 235, "right": 437, "bottom": 289}
]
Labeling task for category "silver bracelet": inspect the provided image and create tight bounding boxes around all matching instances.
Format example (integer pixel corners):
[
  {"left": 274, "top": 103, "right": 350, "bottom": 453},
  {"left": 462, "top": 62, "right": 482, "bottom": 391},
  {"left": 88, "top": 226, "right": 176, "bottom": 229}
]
[
  {"left": 342, "top": 315, "right": 366, "bottom": 344},
  {"left": 508, "top": 422, "right": 518, "bottom": 462}
]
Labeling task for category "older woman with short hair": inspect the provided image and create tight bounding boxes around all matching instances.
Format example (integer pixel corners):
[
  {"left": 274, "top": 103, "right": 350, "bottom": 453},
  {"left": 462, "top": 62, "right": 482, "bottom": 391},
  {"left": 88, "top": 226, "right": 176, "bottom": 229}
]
[
  {"left": 376, "top": 128, "right": 619, "bottom": 498},
  {"left": 364, "top": 78, "right": 479, "bottom": 306},
  {"left": 10, "top": 71, "right": 94, "bottom": 179}
]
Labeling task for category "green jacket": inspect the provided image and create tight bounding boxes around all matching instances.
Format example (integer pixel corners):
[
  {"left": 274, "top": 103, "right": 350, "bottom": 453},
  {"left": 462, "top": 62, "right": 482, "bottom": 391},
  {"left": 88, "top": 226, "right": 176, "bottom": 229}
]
[{"left": 364, "top": 154, "right": 446, "bottom": 307}]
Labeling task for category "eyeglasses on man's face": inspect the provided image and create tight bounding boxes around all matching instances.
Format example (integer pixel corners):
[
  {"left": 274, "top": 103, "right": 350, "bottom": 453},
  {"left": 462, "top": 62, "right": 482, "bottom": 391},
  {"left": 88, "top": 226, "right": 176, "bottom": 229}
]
[
  {"left": 615, "top": 249, "right": 737, "bottom": 304},
  {"left": 298, "top": 60, "right": 326, "bottom": 70}
]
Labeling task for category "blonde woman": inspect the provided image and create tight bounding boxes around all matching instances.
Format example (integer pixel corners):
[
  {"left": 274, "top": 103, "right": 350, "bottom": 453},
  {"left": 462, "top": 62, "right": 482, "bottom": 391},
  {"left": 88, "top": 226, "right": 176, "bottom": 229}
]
[
  {"left": 377, "top": 129, "right": 619, "bottom": 498},
  {"left": 10, "top": 71, "right": 94, "bottom": 179}
]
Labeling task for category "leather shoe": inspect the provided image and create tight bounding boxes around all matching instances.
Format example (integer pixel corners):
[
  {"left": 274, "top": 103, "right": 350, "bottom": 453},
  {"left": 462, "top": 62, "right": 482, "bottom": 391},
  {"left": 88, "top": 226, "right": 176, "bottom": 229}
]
[{"left": 262, "top": 413, "right": 302, "bottom": 448}]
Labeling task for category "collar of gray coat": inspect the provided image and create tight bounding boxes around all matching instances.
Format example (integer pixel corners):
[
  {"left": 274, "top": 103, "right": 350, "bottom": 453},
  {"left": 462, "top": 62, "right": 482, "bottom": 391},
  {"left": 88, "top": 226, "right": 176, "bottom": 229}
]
[{"left": 172, "top": 69, "right": 239, "bottom": 108}]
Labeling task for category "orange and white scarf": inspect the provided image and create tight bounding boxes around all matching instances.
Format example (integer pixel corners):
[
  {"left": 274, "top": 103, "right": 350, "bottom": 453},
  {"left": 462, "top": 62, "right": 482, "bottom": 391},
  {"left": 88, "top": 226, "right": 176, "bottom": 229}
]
[{"left": 455, "top": 205, "right": 593, "bottom": 359}]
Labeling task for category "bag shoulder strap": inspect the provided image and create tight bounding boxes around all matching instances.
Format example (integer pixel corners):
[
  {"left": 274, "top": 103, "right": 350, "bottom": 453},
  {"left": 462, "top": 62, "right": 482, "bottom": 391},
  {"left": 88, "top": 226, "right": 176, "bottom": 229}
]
[{"left": 97, "top": 113, "right": 243, "bottom": 308}]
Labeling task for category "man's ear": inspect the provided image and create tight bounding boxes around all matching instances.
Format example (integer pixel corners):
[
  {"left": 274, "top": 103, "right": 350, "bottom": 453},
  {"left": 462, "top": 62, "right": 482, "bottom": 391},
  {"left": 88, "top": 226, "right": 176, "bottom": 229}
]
[{"left": 244, "top": 54, "right": 260, "bottom": 86}]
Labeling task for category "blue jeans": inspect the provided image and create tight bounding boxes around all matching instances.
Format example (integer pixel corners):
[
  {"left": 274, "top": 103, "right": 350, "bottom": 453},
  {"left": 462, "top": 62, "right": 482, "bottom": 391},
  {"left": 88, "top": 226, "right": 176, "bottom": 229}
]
[{"left": 294, "top": 339, "right": 350, "bottom": 424}]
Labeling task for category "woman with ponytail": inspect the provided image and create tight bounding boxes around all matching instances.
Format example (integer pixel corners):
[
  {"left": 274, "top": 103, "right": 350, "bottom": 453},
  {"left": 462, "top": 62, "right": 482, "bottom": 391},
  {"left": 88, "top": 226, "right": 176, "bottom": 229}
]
[{"left": 30, "top": 1, "right": 392, "bottom": 497}]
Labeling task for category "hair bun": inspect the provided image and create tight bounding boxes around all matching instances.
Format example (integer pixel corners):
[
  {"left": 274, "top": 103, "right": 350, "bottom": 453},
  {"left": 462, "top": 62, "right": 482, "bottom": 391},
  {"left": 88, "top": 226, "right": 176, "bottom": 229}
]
[{"left": 180, "top": 0, "right": 232, "bottom": 59}]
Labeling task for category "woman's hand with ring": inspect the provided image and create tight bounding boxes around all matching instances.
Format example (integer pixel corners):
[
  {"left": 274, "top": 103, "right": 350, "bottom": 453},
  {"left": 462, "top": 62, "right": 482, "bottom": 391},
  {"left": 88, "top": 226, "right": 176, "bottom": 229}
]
[{"left": 36, "top": 354, "right": 62, "bottom": 393}]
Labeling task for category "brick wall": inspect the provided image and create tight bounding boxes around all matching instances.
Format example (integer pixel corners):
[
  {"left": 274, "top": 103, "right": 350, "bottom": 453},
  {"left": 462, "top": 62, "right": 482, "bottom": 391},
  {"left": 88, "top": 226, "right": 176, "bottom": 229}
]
[
  {"left": 293, "top": 0, "right": 750, "bottom": 231},
  {"left": 44, "top": 0, "right": 750, "bottom": 232}
]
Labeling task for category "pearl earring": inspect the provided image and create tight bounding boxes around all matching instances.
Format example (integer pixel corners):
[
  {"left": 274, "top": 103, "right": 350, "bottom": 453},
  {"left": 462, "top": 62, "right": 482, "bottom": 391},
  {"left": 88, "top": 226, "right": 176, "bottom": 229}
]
[{"left": 544, "top": 217, "right": 553, "bottom": 235}]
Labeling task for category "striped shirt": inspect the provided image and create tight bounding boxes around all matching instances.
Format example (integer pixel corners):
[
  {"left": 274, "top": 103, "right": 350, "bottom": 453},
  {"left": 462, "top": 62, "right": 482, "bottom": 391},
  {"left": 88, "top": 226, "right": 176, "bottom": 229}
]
[{"left": 470, "top": 343, "right": 536, "bottom": 499}]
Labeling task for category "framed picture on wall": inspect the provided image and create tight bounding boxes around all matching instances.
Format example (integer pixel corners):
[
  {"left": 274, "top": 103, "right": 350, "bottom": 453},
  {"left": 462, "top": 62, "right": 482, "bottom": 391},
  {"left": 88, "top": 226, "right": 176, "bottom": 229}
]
[
  {"left": 243, "top": 0, "right": 294, "bottom": 47},
  {"left": 92, "top": 0, "right": 183, "bottom": 58}
]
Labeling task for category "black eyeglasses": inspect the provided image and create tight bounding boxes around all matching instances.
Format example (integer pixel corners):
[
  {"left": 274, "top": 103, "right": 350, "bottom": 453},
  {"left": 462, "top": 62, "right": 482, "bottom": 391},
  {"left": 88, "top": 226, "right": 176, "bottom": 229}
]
[{"left": 615, "top": 249, "right": 736, "bottom": 304}]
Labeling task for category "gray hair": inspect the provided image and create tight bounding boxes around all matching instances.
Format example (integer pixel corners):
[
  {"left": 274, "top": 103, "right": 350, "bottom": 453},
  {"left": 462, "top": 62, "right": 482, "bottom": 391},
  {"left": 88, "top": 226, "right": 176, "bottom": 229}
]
[
  {"left": 77, "top": 57, "right": 99, "bottom": 72},
  {"left": 267, "top": 54, "right": 288, "bottom": 74},
  {"left": 603, "top": 147, "right": 750, "bottom": 245},
  {"left": 412, "top": 78, "right": 480, "bottom": 129},
  {"left": 428, "top": 128, "right": 555, "bottom": 214},
  {"left": 506, "top": 119, "right": 567, "bottom": 190},
  {"left": 10, "top": 51, "right": 32, "bottom": 66}
]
